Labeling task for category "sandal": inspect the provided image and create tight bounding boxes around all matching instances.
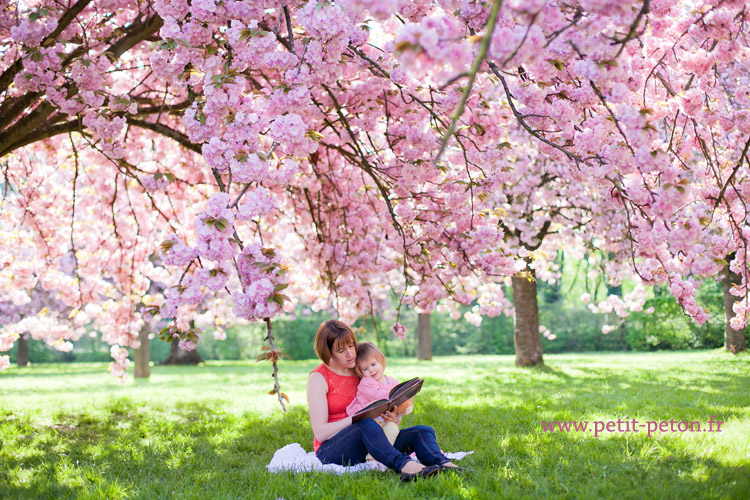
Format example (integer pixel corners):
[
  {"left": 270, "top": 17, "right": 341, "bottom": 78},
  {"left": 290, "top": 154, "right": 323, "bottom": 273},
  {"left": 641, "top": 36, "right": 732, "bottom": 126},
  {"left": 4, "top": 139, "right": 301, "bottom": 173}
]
[
  {"left": 399, "top": 464, "right": 442, "bottom": 482},
  {"left": 439, "top": 463, "right": 467, "bottom": 473}
]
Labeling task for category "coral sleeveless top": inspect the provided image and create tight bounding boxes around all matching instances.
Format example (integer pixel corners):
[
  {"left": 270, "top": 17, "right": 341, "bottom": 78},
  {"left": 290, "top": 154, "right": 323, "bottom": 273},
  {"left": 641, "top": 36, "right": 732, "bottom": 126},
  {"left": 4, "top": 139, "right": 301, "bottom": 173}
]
[{"left": 311, "top": 363, "right": 359, "bottom": 452}]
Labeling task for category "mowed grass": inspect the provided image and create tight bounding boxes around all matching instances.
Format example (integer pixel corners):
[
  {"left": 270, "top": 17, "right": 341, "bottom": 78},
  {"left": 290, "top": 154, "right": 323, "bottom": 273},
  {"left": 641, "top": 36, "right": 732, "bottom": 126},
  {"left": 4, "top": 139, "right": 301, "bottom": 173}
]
[{"left": 1, "top": 351, "right": 749, "bottom": 499}]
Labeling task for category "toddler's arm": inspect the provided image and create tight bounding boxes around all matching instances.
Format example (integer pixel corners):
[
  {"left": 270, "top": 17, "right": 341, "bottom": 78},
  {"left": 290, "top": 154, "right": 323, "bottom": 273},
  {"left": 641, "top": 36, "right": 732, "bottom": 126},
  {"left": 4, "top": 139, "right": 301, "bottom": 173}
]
[{"left": 345, "top": 378, "right": 391, "bottom": 416}]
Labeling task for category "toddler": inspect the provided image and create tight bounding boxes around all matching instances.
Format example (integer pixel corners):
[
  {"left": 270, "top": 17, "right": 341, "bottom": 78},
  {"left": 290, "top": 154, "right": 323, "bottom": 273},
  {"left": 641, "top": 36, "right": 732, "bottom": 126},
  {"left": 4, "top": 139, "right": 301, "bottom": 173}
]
[{"left": 346, "top": 342, "right": 412, "bottom": 460}]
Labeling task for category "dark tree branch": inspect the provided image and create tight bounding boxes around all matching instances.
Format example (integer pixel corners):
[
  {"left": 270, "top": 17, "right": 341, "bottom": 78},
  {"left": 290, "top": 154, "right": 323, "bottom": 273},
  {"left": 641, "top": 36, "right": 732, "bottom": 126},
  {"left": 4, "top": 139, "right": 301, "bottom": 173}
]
[
  {"left": 283, "top": 5, "right": 295, "bottom": 54},
  {"left": 106, "top": 15, "right": 164, "bottom": 60},
  {"left": 0, "top": 14, "right": 165, "bottom": 158},
  {"left": 126, "top": 118, "right": 200, "bottom": 154},
  {"left": 0, "top": 118, "right": 82, "bottom": 157},
  {"left": 612, "top": 0, "right": 651, "bottom": 58},
  {"left": 715, "top": 136, "right": 750, "bottom": 209}
]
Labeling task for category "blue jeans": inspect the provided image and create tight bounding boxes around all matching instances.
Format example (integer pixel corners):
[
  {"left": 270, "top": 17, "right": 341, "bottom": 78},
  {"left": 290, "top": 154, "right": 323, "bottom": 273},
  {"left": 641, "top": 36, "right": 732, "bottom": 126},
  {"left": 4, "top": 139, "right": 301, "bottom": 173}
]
[{"left": 316, "top": 418, "right": 450, "bottom": 472}]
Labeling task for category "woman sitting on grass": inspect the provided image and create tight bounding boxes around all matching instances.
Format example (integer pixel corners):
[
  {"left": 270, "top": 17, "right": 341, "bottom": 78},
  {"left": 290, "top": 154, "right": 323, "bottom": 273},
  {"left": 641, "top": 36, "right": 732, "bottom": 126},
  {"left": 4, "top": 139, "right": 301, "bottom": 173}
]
[{"left": 306, "top": 320, "right": 460, "bottom": 481}]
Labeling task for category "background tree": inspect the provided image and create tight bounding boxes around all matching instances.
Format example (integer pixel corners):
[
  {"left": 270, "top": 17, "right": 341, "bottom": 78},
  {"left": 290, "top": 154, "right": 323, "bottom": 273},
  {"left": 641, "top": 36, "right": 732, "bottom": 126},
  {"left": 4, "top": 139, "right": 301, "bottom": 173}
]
[
  {"left": 721, "top": 253, "right": 747, "bottom": 353},
  {"left": 416, "top": 311, "right": 432, "bottom": 361}
]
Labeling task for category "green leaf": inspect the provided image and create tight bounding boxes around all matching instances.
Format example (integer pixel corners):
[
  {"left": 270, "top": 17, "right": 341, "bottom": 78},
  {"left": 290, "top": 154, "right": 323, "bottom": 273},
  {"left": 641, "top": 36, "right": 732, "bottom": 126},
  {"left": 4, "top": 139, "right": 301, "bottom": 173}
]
[
  {"left": 214, "top": 218, "right": 229, "bottom": 231},
  {"left": 305, "top": 129, "right": 325, "bottom": 142},
  {"left": 472, "top": 123, "right": 486, "bottom": 135},
  {"left": 274, "top": 283, "right": 289, "bottom": 292},
  {"left": 239, "top": 28, "right": 255, "bottom": 41},
  {"left": 547, "top": 59, "right": 565, "bottom": 71},
  {"left": 595, "top": 59, "right": 618, "bottom": 68}
]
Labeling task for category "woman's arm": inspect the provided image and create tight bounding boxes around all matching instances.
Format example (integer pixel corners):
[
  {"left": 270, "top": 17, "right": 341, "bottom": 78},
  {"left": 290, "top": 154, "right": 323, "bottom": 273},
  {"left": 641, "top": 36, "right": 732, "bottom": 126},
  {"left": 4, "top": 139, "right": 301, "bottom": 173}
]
[{"left": 307, "top": 372, "right": 352, "bottom": 443}]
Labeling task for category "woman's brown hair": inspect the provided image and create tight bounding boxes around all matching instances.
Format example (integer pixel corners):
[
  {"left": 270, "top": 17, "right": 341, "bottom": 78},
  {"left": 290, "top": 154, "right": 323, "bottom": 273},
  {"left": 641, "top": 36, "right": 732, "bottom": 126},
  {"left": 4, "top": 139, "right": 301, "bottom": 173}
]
[
  {"left": 354, "top": 342, "right": 386, "bottom": 377},
  {"left": 314, "top": 320, "right": 357, "bottom": 364}
]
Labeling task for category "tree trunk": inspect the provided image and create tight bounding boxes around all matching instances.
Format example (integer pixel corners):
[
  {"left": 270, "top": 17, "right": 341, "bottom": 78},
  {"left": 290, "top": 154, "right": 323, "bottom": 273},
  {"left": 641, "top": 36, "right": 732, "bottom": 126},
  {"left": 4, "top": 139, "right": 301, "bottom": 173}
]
[
  {"left": 134, "top": 324, "right": 151, "bottom": 378},
  {"left": 721, "top": 256, "right": 747, "bottom": 353},
  {"left": 512, "top": 269, "right": 544, "bottom": 367},
  {"left": 161, "top": 336, "right": 203, "bottom": 365},
  {"left": 17, "top": 333, "right": 30, "bottom": 367},
  {"left": 417, "top": 312, "right": 432, "bottom": 361}
]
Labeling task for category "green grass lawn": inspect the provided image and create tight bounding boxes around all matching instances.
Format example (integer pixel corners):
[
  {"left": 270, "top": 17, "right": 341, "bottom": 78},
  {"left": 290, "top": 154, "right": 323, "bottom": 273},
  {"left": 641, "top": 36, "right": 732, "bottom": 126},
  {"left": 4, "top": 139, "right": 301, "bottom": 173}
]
[{"left": 1, "top": 351, "right": 749, "bottom": 499}]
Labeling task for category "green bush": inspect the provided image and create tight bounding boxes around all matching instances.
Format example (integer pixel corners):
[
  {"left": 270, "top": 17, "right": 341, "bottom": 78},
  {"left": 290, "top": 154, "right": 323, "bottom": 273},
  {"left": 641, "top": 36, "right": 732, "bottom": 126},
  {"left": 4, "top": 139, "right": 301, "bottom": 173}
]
[
  {"left": 3, "top": 265, "right": 741, "bottom": 366},
  {"left": 626, "top": 281, "right": 725, "bottom": 350}
]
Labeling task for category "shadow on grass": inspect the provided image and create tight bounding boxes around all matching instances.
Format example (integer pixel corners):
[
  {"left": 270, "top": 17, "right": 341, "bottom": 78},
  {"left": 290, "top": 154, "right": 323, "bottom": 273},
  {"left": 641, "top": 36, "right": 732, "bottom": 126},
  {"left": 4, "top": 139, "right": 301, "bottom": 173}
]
[{"left": 522, "top": 364, "right": 574, "bottom": 379}]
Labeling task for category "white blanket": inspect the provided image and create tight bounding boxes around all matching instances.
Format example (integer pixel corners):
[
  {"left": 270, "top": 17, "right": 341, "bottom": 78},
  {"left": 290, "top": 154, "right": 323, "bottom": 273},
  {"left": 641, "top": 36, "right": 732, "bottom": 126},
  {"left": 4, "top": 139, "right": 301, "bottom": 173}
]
[{"left": 267, "top": 443, "right": 473, "bottom": 475}]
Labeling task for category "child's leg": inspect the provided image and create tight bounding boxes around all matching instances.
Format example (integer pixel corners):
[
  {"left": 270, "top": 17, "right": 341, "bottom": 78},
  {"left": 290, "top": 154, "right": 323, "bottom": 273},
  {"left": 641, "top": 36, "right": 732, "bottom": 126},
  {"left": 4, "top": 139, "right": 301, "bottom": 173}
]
[{"left": 381, "top": 422, "right": 400, "bottom": 446}]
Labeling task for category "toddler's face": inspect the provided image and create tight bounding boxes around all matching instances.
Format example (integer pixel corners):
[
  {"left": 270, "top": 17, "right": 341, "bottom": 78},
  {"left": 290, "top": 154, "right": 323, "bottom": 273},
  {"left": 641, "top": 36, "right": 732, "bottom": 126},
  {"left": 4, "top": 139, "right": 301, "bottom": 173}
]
[{"left": 358, "top": 356, "right": 384, "bottom": 382}]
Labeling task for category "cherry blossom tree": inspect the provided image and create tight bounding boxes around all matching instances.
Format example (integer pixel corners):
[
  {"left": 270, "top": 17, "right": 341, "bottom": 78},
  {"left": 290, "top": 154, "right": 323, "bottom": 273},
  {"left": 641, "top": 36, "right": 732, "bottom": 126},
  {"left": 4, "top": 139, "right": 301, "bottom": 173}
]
[
  {"left": 0, "top": 282, "right": 76, "bottom": 367},
  {"left": 2, "top": 0, "right": 748, "bottom": 395}
]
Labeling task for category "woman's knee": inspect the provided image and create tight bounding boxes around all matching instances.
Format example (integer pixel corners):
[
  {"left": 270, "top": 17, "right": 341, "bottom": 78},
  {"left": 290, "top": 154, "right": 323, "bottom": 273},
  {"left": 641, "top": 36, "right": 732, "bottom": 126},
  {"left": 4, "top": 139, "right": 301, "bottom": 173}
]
[
  {"left": 412, "top": 424, "right": 435, "bottom": 435},
  {"left": 358, "top": 418, "right": 381, "bottom": 432}
]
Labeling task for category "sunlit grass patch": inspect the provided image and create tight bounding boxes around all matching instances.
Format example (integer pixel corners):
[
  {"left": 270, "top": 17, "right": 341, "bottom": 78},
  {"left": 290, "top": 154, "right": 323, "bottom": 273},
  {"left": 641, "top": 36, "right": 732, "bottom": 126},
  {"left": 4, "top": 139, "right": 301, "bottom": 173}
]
[{"left": 1, "top": 351, "right": 749, "bottom": 499}]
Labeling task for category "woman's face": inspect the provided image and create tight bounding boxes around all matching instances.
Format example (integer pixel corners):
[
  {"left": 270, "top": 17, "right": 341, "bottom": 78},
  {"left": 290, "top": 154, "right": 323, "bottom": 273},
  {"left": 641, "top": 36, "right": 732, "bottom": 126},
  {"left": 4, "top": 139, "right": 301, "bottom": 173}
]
[{"left": 329, "top": 338, "right": 356, "bottom": 370}]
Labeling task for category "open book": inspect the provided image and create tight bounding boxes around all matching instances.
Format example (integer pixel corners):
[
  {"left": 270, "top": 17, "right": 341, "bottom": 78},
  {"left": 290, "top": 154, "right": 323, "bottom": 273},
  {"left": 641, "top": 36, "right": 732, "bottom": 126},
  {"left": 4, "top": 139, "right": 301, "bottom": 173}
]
[{"left": 351, "top": 377, "right": 424, "bottom": 423}]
